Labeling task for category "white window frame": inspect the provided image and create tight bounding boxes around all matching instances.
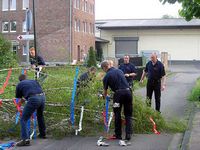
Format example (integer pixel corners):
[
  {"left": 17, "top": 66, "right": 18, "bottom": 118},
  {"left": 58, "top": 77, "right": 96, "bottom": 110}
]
[
  {"left": 2, "top": 0, "right": 9, "bottom": 11},
  {"left": 23, "top": 0, "right": 29, "bottom": 10},
  {"left": 10, "top": 21, "right": 16, "bottom": 32},
  {"left": 2, "top": 22, "right": 9, "bottom": 33},
  {"left": 10, "top": 0, "right": 16, "bottom": 10}
]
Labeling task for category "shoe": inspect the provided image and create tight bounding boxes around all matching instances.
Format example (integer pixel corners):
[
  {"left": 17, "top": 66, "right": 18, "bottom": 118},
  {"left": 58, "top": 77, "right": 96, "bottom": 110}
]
[
  {"left": 125, "top": 140, "right": 131, "bottom": 146},
  {"left": 16, "top": 139, "right": 30, "bottom": 146},
  {"left": 37, "top": 134, "right": 47, "bottom": 139},
  {"left": 125, "top": 134, "right": 131, "bottom": 141},
  {"left": 119, "top": 140, "right": 127, "bottom": 146}
]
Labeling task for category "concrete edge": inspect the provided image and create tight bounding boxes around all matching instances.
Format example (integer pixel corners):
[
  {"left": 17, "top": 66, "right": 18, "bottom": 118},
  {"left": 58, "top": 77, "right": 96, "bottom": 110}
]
[
  {"left": 180, "top": 103, "right": 196, "bottom": 150},
  {"left": 168, "top": 133, "right": 183, "bottom": 150}
]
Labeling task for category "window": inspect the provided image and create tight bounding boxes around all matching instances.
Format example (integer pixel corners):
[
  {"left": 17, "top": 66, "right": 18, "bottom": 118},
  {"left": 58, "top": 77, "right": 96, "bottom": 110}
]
[
  {"left": 12, "top": 45, "right": 17, "bottom": 54},
  {"left": 75, "top": 19, "right": 80, "bottom": 32},
  {"left": 83, "top": 22, "right": 86, "bottom": 32},
  {"left": 10, "top": 0, "right": 16, "bottom": 10},
  {"left": 2, "top": 0, "right": 9, "bottom": 11},
  {"left": 10, "top": 21, "right": 16, "bottom": 32},
  {"left": 115, "top": 37, "right": 139, "bottom": 58},
  {"left": 2, "top": 22, "right": 9, "bottom": 32},
  {"left": 23, "top": 0, "right": 29, "bottom": 9},
  {"left": 23, "top": 20, "right": 26, "bottom": 32}
]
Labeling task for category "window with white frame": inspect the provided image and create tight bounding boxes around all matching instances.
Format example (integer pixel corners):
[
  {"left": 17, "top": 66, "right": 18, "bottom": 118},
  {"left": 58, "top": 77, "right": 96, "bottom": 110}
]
[
  {"left": 10, "top": 21, "right": 16, "bottom": 32},
  {"left": 23, "top": 20, "right": 26, "bottom": 32},
  {"left": 2, "top": 0, "right": 9, "bottom": 11},
  {"left": 10, "top": 0, "right": 16, "bottom": 10},
  {"left": 2, "top": 22, "right": 9, "bottom": 32},
  {"left": 74, "top": 0, "right": 76, "bottom": 8},
  {"left": 74, "top": 19, "right": 77, "bottom": 31},
  {"left": 23, "top": 0, "right": 29, "bottom": 9}
]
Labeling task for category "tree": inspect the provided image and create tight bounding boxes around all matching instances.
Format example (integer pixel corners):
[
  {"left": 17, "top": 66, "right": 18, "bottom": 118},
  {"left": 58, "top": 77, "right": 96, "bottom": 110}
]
[
  {"left": 87, "top": 46, "right": 97, "bottom": 67},
  {"left": 160, "top": 0, "right": 200, "bottom": 21},
  {"left": 0, "top": 34, "right": 17, "bottom": 69}
]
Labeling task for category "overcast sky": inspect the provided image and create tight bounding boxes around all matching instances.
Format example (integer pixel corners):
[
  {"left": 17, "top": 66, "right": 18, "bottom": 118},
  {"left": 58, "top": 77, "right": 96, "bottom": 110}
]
[{"left": 95, "top": 0, "right": 181, "bottom": 20}]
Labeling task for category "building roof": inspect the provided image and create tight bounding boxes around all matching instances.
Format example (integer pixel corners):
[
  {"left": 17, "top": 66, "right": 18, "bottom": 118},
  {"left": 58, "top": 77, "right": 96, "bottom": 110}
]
[
  {"left": 97, "top": 18, "right": 200, "bottom": 29},
  {"left": 95, "top": 37, "right": 109, "bottom": 43}
]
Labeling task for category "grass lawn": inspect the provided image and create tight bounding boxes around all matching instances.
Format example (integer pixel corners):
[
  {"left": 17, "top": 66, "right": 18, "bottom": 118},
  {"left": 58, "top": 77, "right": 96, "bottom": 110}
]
[{"left": 0, "top": 66, "right": 186, "bottom": 139}]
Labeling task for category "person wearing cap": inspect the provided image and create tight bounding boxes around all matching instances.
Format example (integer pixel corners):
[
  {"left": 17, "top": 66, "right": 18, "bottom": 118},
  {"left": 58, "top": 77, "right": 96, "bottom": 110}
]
[
  {"left": 101, "top": 60, "right": 133, "bottom": 145},
  {"left": 140, "top": 53, "right": 166, "bottom": 112},
  {"left": 15, "top": 74, "right": 46, "bottom": 146},
  {"left": 119, "top": 55, "right": 137, "bottom": 89}
]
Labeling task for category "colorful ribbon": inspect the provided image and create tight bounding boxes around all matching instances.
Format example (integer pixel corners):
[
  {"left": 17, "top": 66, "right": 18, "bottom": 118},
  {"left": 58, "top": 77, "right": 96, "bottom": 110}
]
[
  {"left": 149, "top": 117, "right": 160, "bottom": 135},
  {"left": 70, "top": 67, "right": 79, "bottom": 126},
  {"left": 0, "top": 68, "right": 12, "bottom": 95},
  {"left": 102, "top": 96, "right": 110, "bottom": 132},
  {"left": 13, "top": 98, "right": 22, "bottom": 124},
  {"left": 75, "top": 106, "right": 84, "bottom": 135},
  {"left": 0, "top": 141, "right": 15, "bottom": 150}
]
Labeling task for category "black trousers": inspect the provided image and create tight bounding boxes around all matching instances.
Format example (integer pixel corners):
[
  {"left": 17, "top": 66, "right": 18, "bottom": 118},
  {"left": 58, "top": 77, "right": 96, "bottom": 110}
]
[
  {"left": 113, "top": 89, "right": 133, "bottom": 139},
  {"left": 146, "top": 79, "right": 161, "bottom": 112}
]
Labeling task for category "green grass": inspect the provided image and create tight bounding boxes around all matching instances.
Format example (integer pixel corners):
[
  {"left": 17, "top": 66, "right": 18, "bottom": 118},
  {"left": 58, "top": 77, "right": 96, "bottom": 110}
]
[
  {"left": 0, "top": 66, "right": 186, "bottom": 139},
  {"left": 188, "top": 77, "right": 200, "bottom": 102}
]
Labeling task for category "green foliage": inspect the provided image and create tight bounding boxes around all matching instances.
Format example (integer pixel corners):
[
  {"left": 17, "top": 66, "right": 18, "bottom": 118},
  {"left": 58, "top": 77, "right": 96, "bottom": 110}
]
[
  {"left": 0, "top": 34, "right": 17, "bottom": 69},
  {"left": 87, "top": 46, "right": 97, "bottom": 67},
  {"left": 160, "top": 0, "right": 200, "bottom": 21},
  {"left": 0, "top": 66, "right": 186, "bottom": 139},
  {"left": 188, "top": 77, "right": 200, "bottom": 101}
]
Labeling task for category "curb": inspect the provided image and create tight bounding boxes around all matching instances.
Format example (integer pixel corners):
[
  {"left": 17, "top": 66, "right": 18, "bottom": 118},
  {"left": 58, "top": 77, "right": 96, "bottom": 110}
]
[
  {"left": 168, "top": 133, "right": 183, "bottom": 150},
  {"left": 180, "top": 103, "right": 196, "bottom": 150}
]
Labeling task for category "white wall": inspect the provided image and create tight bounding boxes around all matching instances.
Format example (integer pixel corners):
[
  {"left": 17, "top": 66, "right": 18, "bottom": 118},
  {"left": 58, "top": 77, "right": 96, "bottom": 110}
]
[{"left": 100, "top": 28, "right": 200, "bottom": 60}]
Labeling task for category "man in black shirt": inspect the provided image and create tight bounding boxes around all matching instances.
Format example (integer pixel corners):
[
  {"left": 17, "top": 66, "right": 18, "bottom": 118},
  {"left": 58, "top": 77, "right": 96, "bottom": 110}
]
[
  {"left": 77, "top": 66, "right": 96, "bottom": 89},
  {"left": 15, "top": 74, "right": 46, "bottom": 146},
  {"left": 140, "top": 53, "right": 166, "bottom": 112},
  {"left": 119, "top": 55, "right": 137, "bottom": 88},
  {"left": 101, "top": 60, "right": 133, "bottom": 144},
  {"left": 29, "top": 47, "right": 46, "bottom": 80}
]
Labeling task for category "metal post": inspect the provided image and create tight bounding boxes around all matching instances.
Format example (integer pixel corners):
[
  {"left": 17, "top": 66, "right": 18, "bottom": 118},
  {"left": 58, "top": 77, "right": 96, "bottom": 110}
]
[
  {"left": 25, "top": 8, "right": 30, "bottom": 65},
  {"left": 32, "top": 0, "right": 37, "bottom": 66}
]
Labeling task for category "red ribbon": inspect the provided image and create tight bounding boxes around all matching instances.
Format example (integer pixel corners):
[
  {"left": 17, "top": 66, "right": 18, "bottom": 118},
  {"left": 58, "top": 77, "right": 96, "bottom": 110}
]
[
  {"left": 0, "top": 68, "right": 12, "bottom": 94},
  {"left": 102, "top": 111, "right": 108, "bottom": 128},
  {"left": 0, "top": 99, "right": 2, "bottom": 107},
  {"left": 149, "top": 117, "right": 160, "bottom": 135},
  {"left": 13, "top": 99, "right": 22, "bottom": 116}
]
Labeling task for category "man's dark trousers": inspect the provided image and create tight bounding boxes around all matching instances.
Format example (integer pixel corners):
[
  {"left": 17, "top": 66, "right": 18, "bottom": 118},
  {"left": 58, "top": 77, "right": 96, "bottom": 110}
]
[
  {"left": 20, "top": 95, "right": 46, "bottom": 140},
  {"left": 113, "top": 89, "right": 132, "bottom": 139},
  {"left": 146, "top": 79, "right": 161, "bottom": 112}
]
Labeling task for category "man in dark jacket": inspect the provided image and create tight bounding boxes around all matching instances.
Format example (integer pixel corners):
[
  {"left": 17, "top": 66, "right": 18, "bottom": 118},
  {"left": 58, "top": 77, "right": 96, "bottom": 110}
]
[
  {"left": 101, "top": 60, "right": 133, "bottom": 146},
  {"left": 140, "top": 53, "right": 166, "bottom": 112},
  {"left": 16, "top": 74, "right": 46, "bottom": 146},
  {"left": 119, "top": 55, "right": 137, "bottom": 88}
]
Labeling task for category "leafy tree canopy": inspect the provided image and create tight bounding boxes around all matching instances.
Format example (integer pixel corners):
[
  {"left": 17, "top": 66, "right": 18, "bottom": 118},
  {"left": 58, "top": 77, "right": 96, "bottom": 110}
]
[{"left": 160, "top": 0, "right": 200, "bottom": 21}]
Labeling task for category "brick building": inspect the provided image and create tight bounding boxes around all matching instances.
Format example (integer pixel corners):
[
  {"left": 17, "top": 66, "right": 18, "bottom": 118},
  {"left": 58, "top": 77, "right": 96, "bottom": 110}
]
[{"left": 0, "top": 0, "right": 95, "bottom": 64}]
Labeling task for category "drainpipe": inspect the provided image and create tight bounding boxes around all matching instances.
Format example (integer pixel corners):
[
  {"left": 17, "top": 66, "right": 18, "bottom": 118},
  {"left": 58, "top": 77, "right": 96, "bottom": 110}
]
[{"left": 69, "top": 0, "right": 72, "bottom": 63}]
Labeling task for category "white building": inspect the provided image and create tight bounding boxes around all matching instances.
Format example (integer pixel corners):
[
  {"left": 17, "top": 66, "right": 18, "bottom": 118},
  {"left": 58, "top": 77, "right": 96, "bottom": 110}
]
[{"left": 96, "top": 18, "right": 200, "bottom": 63}]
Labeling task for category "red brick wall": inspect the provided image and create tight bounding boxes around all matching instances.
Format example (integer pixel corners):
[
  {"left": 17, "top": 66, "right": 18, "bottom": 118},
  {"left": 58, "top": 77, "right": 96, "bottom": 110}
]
[
  {"left": 0, "top": 0, "right": 95, "bottom": 63},
  {"left": 72, "top": 0, "right": 95, "bottom": 61}
]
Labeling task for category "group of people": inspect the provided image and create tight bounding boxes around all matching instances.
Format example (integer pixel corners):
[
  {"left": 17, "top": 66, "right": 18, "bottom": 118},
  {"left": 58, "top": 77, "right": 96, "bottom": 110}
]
[
  {"left": 15, "top": 50, "right": 166, "bottom": 147},
  {"left": 100, "top": 53, "right": 166, "bottom": 145}
]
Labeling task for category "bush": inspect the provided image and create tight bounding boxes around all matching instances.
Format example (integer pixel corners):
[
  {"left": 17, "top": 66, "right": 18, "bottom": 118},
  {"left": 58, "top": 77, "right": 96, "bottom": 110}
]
[
  {"left": 87, "top": 46, "right": 97, "bottom": 67},
  {"left": 0, "top": 34, "right": 17, "bottom": 69}
]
